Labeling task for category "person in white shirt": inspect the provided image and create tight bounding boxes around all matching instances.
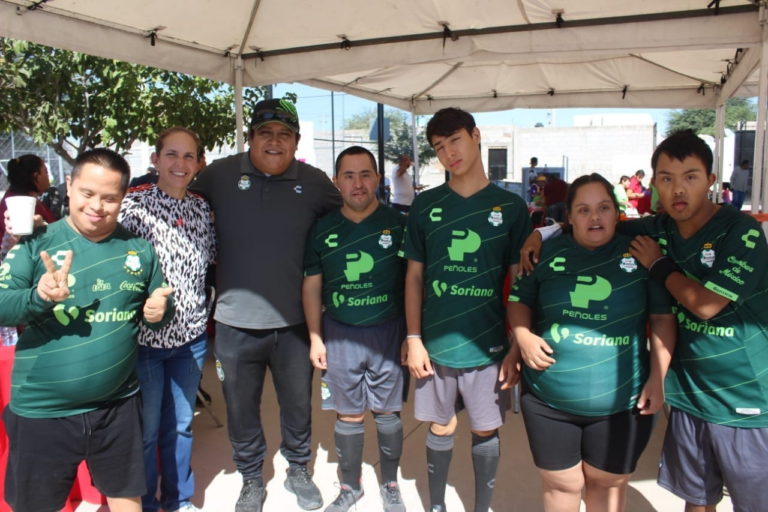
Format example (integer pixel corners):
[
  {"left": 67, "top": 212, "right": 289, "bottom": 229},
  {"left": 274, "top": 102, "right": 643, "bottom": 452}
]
[{"left": 391, "top": 155, "right": 416, "bottom": 213}]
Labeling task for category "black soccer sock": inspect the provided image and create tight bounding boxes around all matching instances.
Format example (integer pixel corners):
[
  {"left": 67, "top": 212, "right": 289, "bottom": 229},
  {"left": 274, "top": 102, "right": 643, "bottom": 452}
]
[
  {"left": 374, "top": 412, "right": 403, "bottom": 484},
  {"left": 426, "top": 429, "right": 454, "bottom": 508},
  {"left": 471, "top": 431, "right": 500, "bottom": 512},
  {"left": 334, "top": 419, "right": 365, "bottom": 491}
]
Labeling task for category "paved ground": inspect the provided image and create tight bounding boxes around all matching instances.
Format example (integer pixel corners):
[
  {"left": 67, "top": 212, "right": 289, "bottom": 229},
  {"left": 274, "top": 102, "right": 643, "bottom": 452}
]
[{"left": 76, "top": 342, "right": 734, "bottom": 512}]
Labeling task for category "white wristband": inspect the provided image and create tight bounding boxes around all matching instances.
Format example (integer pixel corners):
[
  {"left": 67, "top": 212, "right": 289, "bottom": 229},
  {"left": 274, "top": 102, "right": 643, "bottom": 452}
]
[{"left": 406, "top": 334, "right": 422, "bottom": 339}]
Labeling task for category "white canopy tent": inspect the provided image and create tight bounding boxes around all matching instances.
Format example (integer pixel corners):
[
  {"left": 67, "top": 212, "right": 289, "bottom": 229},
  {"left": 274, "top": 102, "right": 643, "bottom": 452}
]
[{"left": 1, "top": 0, "right": 767, "bottom": 211}]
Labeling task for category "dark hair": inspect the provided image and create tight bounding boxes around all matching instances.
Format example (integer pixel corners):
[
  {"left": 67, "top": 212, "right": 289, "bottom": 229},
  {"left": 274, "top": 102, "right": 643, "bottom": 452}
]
[
  {"left": 635, "top": 170, "right": 645, "bottom": 179},
  {"left": 426, "top": 108, "right": 476, "bottom": 147},
  {"left": 71, "top": 148, "right": 131, "bottom": 194},
  {"left": 564, "top": 173, "right": 620, "bottom": 232},
  {"left": 651, "top": 129, "right": 713, "bottom": 176},
  {"left": 741, "top": 159, "right": 750, "bottom": 167},
  {"left": 155, "top": 127, "right": 203, "bottom": 160},
  {"left": 7, "top": 154, "right": 45, "bottom": 195},
  {"left": 722, "top": 182, "right": 731, "bottom": 191},
  {"left": 619, "top": 175, "right": 631, "bottom": 184},
  {"left": 334, "top": 146, "right": 378, "bottom": 176}
]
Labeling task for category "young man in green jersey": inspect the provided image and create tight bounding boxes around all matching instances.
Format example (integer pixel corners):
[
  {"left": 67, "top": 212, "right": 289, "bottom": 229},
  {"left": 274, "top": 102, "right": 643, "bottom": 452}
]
[
  {"left": 521, "top": 130, "right": 768, "bottom": 511},
  {"left": 399, "top": 108, "right": 531, "bottom": 512},
  {"left": 303, "top": 146, "right": 407, "bottom": 512},
  {"left": 0, "top": 149, "right": 174, "bottom": 512}
]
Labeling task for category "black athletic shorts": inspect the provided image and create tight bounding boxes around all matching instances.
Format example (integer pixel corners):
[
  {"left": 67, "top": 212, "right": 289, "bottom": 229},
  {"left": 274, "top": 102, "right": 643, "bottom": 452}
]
[
  {"left": 521, "top": 386, "right": 655, "bottom": 475},
  {"left": 3, "top": 393, "right": 146, "bottom": 512}
]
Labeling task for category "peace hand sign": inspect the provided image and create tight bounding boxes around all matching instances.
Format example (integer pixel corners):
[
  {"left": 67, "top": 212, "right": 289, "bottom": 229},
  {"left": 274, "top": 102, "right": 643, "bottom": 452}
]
[{"left": 37, "top": 250, "right": 73, "bottom": 302}]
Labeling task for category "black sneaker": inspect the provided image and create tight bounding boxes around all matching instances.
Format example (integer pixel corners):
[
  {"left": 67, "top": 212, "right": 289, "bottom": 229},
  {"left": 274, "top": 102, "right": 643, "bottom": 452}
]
[
  {"left": 325, "top": 484, "right": 364, "bottom": 511},
  {"left": 380, "top": 482, "right": 406, "bottom": 512},
  {"left": 284, "top": 466, "right": 323, "bottom": 510},
  {"left": 235, "top": 480, "right": 266, "bottom": 512}
]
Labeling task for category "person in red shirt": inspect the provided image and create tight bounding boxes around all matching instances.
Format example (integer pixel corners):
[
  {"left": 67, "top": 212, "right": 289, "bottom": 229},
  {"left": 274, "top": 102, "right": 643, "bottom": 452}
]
[{"left": 542, "top": 173, "right": 569, "bottom": 223}]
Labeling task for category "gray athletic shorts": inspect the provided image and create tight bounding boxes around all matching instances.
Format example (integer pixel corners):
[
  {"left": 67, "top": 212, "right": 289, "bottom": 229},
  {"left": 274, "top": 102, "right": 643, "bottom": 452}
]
[
  {"left": 414, "top": 361, "right": 509, "bottom": 431},
  {"left": 658, "top": 407, "right": 768, "bottom": 510},
  {"left": 321, "top": 314, "right": 406, "bottom": 415}
]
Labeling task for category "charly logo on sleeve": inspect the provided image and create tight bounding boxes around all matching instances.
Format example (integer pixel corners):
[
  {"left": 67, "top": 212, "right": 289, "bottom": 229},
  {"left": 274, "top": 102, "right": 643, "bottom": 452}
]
[
  {"left": 124, "top": 251, "right": 143, "bottom": 276},
  {"left": 742, "top": 229, "right": 760, "bottom": 249},
  {"left": 700, "top": 242, "right": 715, "bottom": 268},
  {"left": 488, "top": 206, "right": 503, "bottom": 227},
  {"left": 619, "top": 253, "right": 638, "bottom": 273}
]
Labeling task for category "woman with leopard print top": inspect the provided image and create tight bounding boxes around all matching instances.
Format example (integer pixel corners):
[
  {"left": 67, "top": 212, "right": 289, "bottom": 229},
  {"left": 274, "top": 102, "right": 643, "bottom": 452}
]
[{"left": 118, "top": 127, "right": 216, "bottom": 512}]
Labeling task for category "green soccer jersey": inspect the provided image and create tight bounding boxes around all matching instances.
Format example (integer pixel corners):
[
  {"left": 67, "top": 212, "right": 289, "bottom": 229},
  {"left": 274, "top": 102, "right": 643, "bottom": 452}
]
[
  {"left": 304, "top": 204, "right": 405, "bottom": 326},
  {"left": 0, "top": 219, "right": 172, "bottom": 419},
  {"left": 510, "top": 234, "right": 674, "bottom": 416},
  {"left": 399, "top": 183, "right": 531, "bottom": 368},
  {"left": 618, "top": 206, "right": 768, "bottom": 427}
]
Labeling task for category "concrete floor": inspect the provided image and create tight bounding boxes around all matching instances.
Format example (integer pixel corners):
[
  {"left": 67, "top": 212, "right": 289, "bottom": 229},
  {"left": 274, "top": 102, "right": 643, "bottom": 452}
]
[{"left": 76, "top": 345, "right": 734, "bottom": 512}]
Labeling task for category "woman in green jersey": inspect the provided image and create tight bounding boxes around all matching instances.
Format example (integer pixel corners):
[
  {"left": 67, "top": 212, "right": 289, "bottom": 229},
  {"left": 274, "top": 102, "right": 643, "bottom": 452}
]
[{"left": 503, "top": 173, "right": 677, "bottom": 512}]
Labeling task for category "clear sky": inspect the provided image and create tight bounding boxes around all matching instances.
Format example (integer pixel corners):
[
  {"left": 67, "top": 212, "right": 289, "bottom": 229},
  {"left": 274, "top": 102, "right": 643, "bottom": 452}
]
[{"left": 273, "top": 83, "right": 672, "bottom": 135}]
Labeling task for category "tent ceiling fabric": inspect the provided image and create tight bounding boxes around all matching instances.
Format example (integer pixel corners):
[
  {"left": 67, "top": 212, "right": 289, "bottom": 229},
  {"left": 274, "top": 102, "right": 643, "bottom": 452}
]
[{"left": 0, "top": 0, "right": 762, "bottom": 113}]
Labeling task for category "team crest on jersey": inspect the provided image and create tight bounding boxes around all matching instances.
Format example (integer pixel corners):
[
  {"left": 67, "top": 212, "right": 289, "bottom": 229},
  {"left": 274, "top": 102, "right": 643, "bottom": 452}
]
[
  {"left": 379, "top": 229, "right": 393, "bottom": 249},
  {"left": 321, "top": 382, "right": 331, "bottom": 401},
  {"left": 700, "top": 242, "right": 715, "bottom": 268},
  {"left": 238, "top": 175, "right": 251, "bottom": 190},
  {"left": 619, "top": 253, "right": 638, "bottom": 273},
  {"left": 488, "top": 206, "right": 503, "bottom": 227},
  {"left": 124, "top": 251, "right": 143, "bottom": 276}
]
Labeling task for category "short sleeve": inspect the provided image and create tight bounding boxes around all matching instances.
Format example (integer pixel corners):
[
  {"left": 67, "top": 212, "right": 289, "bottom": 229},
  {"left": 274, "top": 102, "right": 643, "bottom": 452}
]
[
  {"left": 616, "top": 215, "right": 657, "bottom": 238},
  {"left": 701, "top": 220, "right": 768, "bottom": 304},
  {"left": 303, "top": 221, "right": 323, "bottom": 277},
  {"left": 398, "top": 199, "right": 426, "bottom": 263},
  {"left": 507, "top": 198, "right": 532, "bottom": 266},
  {"left": 508, "top": 267, "right": 538, "bottom": 309}
]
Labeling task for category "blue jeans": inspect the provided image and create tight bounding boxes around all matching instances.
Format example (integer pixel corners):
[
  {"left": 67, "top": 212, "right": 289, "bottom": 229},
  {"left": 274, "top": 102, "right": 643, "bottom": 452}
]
[
  {"left": 136, "top": 333, "right": 208, "bottom": 512},
  {"left": 732, "top": 190, "right": 746, "bottom": 211}
]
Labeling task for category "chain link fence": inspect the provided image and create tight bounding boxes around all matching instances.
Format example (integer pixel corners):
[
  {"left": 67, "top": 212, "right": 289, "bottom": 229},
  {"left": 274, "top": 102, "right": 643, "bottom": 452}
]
[{"left": 0, "top": 132, "right": 72, "bottom": 191}]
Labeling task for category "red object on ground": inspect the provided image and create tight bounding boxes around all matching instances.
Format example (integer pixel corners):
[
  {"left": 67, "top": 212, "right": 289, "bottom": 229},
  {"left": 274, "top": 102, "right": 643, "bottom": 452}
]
[{"left": 0, "top": 346, "right": 107, "bottom": 511}]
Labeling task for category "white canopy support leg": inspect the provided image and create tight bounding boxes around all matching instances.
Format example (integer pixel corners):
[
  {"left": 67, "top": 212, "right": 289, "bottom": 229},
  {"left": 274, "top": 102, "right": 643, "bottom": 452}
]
[
  {"left": 235, "top": 56, "right": 245, "bottom": 153},
  {"left": 713, "top": 101, "right": 726, "bottom": 204},
  {"left": 753, "top": 8, "right": 768, "bottom": 216},
  {"left": 411, "top": 107, "right": 420, "bottom": 186}
]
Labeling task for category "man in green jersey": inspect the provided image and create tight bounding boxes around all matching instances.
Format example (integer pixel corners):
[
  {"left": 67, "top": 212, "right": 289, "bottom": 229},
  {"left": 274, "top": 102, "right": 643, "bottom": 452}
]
[
  {"left": 0, "top": 149, "right": 174, "bottom": 512},
  {"left": 523, "top": 130, "right": 768, "bottom": 511},
  {"left": 303, "top": 146, "right": 407, "bottom": 512},
  {"left": 399, "top": 108, "right": 531, "bottom": 512}
]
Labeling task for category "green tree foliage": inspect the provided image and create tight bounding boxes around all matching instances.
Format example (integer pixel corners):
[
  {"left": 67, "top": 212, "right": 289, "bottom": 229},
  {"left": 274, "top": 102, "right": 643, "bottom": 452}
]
[
  {"left": 0, "top": 38, "right": 280, "bottom": 166},
  {"left": 344, "top": 107, "right": 435, "bottom": 169},
  {"left": 666, "top": 97, "right": 756, "bottom": 136}
]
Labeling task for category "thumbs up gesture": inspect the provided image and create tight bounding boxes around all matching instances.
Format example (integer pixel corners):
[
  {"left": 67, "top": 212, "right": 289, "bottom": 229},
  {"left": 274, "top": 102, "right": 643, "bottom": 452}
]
[
  {"left": 37, "top": 250, "right": 73, "bottom": 302},
  {"left": 143, "top": 286, "right": 174, "bottom": 323}
]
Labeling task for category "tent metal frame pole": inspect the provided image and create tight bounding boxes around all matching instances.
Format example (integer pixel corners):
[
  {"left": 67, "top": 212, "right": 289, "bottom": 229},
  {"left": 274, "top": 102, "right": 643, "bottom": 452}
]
[
  {"left": 753, "top": 14, "right": 768, "bottom": 214},
  {"left": 411, "top": 108, "right": 420, "bottom": 187},
  {"left": 235, "top": 57, "right": 245, "bottom": 153},
  {"left": 714, "top": 101, "right": 726, "bottom": 204}
]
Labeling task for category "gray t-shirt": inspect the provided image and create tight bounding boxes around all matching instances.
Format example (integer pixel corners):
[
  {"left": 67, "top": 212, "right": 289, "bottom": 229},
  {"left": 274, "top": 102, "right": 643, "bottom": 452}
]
[{"left": 190, "top": 153, "right": 342, "bottom": 329}]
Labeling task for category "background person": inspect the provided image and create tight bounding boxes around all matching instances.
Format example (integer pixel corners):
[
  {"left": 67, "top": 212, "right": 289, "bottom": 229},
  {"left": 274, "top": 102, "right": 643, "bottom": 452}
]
[
  {"left": 542, "top": 173, "right": 568, "bottom": 223},
  {"left": 118, "top": 127, "right": 216, "bottom": 512},
  {"left": 729, "top": 159, "right": 749, "bottom": 210},
  {"left": 0, "top": 148, "right": 173, "bottom": 512},
  {"left": 189, "top": 99, "right": 341, "bottom": 512},
  {"left": 504, "top": 173, "right": 676, "bottom": 512},
  {"left": 391, "top": 154, "right": 418, "bottom": 214},
  {"left": 303, "top": 146, "right": 407, "bottom": 512},
  {"left": 0, "top": 155, "right": 55, "bottom": 252}
]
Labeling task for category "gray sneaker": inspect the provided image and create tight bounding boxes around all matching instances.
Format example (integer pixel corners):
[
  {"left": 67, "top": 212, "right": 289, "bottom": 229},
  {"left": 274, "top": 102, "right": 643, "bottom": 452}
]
[
  {"left": 380, "top": 482, "right": 406, "bottom": 512},
  {"left": 285, "top": 466, "right": 323, "bottom": 510},
  {"left": 324, "top": 484, "right": 364, "bottom": 511},
  {"left": 235, "top": 480, "right": 266, "bottom": 512}
]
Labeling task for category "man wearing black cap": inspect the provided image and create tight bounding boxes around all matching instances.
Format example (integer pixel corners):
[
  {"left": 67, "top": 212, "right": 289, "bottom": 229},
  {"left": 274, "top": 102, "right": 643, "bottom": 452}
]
[{"left": 190, "top": 99, "right": 342, "bottom": 512}]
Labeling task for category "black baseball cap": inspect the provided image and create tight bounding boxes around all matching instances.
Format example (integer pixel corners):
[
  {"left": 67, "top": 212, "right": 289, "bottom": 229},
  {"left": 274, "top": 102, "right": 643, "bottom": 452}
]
[{"left": 250, "top": 99, "right": 300, "bottom": 134}]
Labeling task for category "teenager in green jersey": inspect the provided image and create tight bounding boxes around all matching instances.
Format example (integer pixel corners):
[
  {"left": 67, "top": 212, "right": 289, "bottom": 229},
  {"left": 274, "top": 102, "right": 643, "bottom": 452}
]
[
  {"left": 399, "top": 108, "right": 531, "bottom": 512},
  {"left": 522, "top": 130, "right": 768, "bottom": 512},
  {"left": 504, "top": 173, "right": 677, "bottom": 512},
  {"left": 303, "top": 146, "right": 407, "bottom": 512},
  {"left": 0, "top": 149, "right": 174, "bottom": 512}
]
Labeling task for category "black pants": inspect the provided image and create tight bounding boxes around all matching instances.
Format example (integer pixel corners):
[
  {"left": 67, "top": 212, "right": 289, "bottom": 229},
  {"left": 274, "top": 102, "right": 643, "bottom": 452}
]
[{"left": 214, "top": 322, "right": 314, "bottom": 480}]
